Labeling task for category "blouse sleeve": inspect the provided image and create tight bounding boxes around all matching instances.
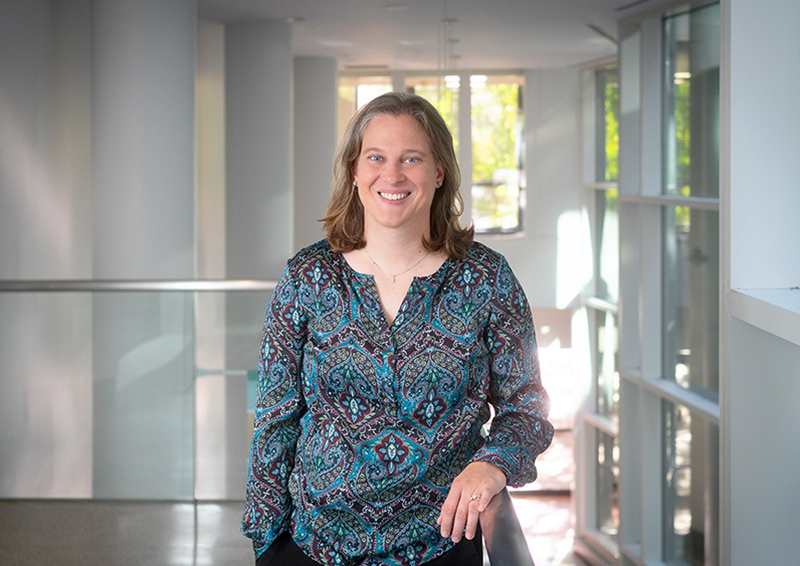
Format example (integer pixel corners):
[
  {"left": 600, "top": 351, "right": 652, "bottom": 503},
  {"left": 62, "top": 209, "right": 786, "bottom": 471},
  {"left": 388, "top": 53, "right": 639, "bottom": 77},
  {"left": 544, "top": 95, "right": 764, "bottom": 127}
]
[
  {"left": 240, "top": 264, "right": 308, "bottom": 555},
  {"left": 470, "top": 257, "right": 554, "bottom": 487}
]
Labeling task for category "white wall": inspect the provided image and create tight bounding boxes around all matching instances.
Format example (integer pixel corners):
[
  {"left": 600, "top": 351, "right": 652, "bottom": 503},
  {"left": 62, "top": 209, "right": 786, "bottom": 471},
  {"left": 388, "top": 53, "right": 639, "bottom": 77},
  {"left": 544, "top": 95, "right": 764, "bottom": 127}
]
[
  {"left": 723, "top": 0, "right": 800, "bottom": 562},
  {"left": 486, "top": 68, "right": 583, "bottom": 311},
  {"left": 728, "top": 0, "right": 800, "bottom": 290},
  {"left": 0, "top": 0, "right": 94, "bottom": 498},
  {"left": 728, "top": 320, "right": 800, "bottom": 564}
]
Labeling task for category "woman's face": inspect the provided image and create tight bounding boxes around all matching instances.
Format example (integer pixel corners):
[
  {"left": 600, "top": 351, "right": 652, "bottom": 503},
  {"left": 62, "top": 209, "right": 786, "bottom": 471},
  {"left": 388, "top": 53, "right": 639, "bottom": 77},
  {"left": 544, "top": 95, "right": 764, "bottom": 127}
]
[{"left": 353, "top": 114, "right": 444, "bottom": 238}]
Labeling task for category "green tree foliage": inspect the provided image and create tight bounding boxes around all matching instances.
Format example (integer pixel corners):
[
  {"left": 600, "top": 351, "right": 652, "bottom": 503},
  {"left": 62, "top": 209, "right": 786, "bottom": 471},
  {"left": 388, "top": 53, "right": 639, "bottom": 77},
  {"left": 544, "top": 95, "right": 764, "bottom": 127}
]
[
  {"left": 675, "top": 80, "right": 692, "bottom": 228},
  {"left": 410, "top": 83, "right": 459, "bottom": 154},
  {"left": 471, "top": 83, "right": 521, "bottom": 182},
  {"left": 471, "top": 82, "right": 522, "bottom": 231},
  {"left": 605, "top": 79, "right": 620, "bottom": 183}
]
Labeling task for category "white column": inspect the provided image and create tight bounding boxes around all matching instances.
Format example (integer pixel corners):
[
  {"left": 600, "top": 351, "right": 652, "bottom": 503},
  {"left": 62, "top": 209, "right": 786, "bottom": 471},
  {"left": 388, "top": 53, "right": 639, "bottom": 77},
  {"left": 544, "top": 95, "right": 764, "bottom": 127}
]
[
  {"left": 91, "top": 0, "right": 197, "bottom": 499},
  {"left": 294, "top": 56, "right": 338, "bottom": 251},
  {"left": 225, "top": 19, "right": 293, "bottom": 279},
  {"left": 222, "top": 20, "right": 294, "bottom": 499},
  {"left": 0, "top": 0, "right": 94, "bottom": 499},
  {"left": 92, "top": 0, "right": 196, "bottom": 279},
  {"left": 194, "top": 19, "right": 231, "bottom": 500},
  {"left": 223, "top": 19, "right": 293, "bottom": 368}
]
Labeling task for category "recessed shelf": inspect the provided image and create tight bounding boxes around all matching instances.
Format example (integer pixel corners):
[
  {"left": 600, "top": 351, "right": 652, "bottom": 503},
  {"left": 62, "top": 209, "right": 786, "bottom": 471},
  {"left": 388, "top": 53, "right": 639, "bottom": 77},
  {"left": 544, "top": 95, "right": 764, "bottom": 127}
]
[{"left": 730, "top": 288, "right": 800, "bottom": 347}]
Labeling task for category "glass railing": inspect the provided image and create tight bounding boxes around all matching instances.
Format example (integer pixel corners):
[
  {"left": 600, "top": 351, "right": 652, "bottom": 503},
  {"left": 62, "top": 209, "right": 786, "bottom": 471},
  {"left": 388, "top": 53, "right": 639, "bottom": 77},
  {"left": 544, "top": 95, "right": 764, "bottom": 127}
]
[
  {"left": 0, "top": 280, "right": 275, "bottom": 501},
  {"left": 0, "top": 279, "right": 536, "bottom": 565}
]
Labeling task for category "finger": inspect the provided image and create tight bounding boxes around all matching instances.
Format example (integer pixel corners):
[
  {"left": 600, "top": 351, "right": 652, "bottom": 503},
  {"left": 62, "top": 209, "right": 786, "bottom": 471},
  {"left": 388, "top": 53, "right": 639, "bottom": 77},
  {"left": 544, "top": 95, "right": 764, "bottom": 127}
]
[
  {"left": 475, "top": 485, "right": 497, "bottom": 513},
  {"left": 437, "top": 487, "right": 462, "bottom": 539},
  {"left": 464, "top": 496, "right": 482, "bottom": 540},
  {"left": 449, "top": 492, "right": 474, "bottom": 543}
]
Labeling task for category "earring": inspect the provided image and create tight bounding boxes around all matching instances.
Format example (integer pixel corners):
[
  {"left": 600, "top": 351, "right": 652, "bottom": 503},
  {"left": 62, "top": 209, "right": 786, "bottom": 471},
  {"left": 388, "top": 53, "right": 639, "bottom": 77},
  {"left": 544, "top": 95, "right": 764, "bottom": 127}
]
[{"left": 353, "top": 179, "right": 358, "bottom": 188}]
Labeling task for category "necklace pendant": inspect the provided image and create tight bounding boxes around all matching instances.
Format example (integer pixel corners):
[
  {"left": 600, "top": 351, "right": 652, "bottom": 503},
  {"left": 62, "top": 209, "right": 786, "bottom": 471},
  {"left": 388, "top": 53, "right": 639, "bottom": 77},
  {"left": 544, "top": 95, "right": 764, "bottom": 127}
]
[{"left": 363, "top": 247, "right": 429, "bottom": 285}]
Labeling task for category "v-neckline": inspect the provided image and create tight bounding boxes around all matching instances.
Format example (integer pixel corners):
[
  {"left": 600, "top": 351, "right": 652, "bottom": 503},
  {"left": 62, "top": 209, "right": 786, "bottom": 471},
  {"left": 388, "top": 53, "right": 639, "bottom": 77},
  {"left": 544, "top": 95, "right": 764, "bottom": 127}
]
[
  {"left": 349, "top": 268, "right": 416, "bottom": 328},
  {"left": 336, "top": 249, "right": 451, "bottom": 329}
]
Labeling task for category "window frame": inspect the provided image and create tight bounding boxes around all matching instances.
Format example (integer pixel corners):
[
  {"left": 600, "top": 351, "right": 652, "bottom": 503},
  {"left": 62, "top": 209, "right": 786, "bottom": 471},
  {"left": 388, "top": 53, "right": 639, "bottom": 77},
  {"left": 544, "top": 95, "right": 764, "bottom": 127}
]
[
  {"left": 336, "top": 71, "right": 526, "bottom": 235},
  {"left": 575, "top": 62, "right": 623, "bottom": 564},
  {"left": 613, "top": 3, "right": 721, "bottom": 566}
]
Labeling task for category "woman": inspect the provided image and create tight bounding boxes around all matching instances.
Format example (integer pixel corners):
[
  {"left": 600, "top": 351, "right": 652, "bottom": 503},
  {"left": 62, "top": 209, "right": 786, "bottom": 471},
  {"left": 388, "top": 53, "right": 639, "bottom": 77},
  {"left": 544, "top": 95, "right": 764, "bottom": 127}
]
[{"left": 242, "top": 92, "right": 553, "bottom": 565}]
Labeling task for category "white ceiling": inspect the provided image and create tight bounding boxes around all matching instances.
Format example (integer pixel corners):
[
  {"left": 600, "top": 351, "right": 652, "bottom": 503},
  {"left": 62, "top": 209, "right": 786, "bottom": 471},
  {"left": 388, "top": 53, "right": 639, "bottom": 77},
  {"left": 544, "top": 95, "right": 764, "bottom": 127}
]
[{"left": 197, "top": 0, "right": 669, "bottom": 71}]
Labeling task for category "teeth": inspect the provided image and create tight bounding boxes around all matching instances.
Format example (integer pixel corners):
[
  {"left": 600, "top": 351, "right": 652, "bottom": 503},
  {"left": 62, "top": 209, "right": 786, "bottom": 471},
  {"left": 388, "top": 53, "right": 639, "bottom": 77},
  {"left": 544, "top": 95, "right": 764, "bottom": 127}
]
[{"left": 380, "top": 192, "right": 409, "bottom": 201}]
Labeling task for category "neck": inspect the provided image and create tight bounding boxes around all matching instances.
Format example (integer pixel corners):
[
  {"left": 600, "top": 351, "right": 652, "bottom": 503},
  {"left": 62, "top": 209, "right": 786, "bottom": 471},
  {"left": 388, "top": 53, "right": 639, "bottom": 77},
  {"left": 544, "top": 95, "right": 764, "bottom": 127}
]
[{"left": 362, "top": 226, "right": 429, "bottom": 266}]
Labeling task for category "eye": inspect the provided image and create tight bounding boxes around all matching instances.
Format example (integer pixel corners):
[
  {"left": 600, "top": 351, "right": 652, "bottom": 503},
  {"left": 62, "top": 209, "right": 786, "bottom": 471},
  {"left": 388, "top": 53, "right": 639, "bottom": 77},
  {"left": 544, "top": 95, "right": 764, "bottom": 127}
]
[
  {"left": 404, "top": 156, "right": 421, "bottom": 164},
  {"left": 366, "top": 154, "right": 383, "bottom": 162}
]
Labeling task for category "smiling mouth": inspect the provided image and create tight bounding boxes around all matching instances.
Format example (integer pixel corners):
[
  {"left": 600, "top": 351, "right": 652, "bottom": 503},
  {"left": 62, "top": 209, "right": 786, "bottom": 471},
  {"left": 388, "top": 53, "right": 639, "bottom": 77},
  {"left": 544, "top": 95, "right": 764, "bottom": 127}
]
[{"left": 379, "top": 192, "right": 410, "bottom": 201}]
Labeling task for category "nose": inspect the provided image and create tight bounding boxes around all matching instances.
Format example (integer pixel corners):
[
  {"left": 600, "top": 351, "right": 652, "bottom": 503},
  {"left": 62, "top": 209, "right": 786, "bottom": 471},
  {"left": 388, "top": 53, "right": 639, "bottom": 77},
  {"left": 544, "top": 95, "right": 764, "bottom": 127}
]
[{"left": 382, "top": 161, "right": 405, "bottom": 184}]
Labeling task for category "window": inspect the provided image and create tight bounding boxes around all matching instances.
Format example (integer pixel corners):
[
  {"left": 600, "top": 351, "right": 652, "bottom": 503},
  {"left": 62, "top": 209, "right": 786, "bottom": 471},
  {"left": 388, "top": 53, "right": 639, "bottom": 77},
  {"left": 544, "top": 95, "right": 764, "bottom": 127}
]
[
  {"left": 659, "top": 6, "right": 721, "bottom": 564},
  {"left": 662, "top": 401, "right": 719, "bottom": 566},
  {"left": 470, "top": 75, "right": 525, "bottom": 234},
  {"left": 578, "top": 64, "right": 621, "bottom": 559},
  {"left": 663, "top": 6, "right": 719, "bottom": 199},
  {"left": 607, "top": 2, "right": 720, "bottom": 565},
  {"left": 597, "top": 68, "right": 620, "bottom": 185},
  {"left": 404, "top": 75, "right": 459, "bottom": 154},
  {"left": 337, "top": 75, "right": 392, "bottom": 138},
  {"left": 662, "top": 205, "right": 719, "bottom": 400},
  {"left": 338, "top": 73, "right": 525, "bottom": 234},
  {"left": 597, "top": 429, "right": 620, "bottom": 539},
  {"left": 590, "top": 67, "right": 620, "bottom": 304},
  {"left": 662, "top": 4, "right": 720, "bottom": 402}
]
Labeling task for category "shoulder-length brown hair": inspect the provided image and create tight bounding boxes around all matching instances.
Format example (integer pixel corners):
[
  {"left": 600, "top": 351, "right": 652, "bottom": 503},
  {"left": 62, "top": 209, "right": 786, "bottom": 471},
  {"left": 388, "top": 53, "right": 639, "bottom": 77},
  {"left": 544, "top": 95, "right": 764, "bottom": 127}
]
[{"left": 323, "top": 91, "right": 474, "bottom": 259}]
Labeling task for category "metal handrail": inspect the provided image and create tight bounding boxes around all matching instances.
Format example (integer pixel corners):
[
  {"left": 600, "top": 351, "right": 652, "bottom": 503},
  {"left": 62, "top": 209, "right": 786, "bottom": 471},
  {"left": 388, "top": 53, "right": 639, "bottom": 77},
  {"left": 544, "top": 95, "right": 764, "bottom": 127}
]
[
  {"left": 482, "top": 488, "right": 536, "bottom": 566},
  {"left": 0, "top": 279, "right": 278, "bottom": 292}
]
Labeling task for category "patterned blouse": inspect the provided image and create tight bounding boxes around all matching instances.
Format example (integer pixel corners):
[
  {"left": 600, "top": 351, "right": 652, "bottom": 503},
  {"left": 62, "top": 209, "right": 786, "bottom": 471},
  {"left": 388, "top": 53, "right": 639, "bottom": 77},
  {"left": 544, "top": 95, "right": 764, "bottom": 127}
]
[{"left": 241, "top": 239, "right": 553, "bottom": 565}]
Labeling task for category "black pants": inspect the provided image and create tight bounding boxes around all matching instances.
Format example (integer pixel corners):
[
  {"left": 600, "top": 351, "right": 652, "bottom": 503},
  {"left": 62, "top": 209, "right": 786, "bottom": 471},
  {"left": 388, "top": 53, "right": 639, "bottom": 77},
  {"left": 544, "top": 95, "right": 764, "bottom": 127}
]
[{"left": 256, "top": 528, "right": 483, "bottom": 566}]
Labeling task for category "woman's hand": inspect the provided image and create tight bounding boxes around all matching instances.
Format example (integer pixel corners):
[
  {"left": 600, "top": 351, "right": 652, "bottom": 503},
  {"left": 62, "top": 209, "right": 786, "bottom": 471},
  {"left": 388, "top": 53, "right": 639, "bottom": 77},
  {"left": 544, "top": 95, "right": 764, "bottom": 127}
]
[{"left": 436, "top": 461, "right": 507, "bottom": 543}]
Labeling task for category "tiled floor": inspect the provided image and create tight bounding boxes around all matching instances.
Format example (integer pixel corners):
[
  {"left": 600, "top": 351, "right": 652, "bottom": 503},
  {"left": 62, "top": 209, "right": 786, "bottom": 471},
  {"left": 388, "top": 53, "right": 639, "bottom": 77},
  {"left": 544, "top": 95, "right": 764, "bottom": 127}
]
[
  {"left": 512, "top": 429, "right": 583, "bottom": 566},
  {"left": 0, "top": 493, "right": 580, "bottom": 566},
  {"left": 0, "top": 499, "right": 252, "bottom": 566},
  {"left": 513, "top": 492, "right": 583, "bottom": 566}
]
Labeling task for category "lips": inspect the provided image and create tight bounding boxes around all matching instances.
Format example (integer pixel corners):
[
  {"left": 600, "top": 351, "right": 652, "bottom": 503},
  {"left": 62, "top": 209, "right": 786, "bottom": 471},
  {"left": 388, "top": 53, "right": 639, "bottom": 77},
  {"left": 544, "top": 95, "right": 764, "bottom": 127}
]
[{"left": 379, "top": 192, "right": 410, "bottom": 201}]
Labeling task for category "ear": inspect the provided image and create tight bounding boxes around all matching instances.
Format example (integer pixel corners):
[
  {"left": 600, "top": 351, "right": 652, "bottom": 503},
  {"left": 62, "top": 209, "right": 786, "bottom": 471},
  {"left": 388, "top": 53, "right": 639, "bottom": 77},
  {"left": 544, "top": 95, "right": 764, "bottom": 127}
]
[{"left": 435, "top": 163, "right": 445, "bottom": 188}]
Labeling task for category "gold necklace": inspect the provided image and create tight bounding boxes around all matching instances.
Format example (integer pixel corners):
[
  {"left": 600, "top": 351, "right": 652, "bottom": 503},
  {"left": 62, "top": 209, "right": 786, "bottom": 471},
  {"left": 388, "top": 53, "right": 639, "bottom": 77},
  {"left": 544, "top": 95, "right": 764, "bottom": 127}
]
[{"left": 363, "top": 247, "right": 430, "bottom": 283}]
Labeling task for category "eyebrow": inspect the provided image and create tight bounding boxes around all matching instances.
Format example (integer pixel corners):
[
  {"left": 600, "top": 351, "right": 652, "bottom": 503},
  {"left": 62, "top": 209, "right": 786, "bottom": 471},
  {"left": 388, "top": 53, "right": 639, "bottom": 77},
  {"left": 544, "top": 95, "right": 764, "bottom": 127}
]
[{"left": 361, "top": 147, "right": 428, "bottom": 155}]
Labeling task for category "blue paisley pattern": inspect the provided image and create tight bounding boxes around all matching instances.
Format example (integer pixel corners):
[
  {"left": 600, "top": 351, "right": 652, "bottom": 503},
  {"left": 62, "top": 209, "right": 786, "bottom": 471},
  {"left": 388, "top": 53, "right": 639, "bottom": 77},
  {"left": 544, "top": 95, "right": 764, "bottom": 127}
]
[{"left": 242, "top": 240, "right": 553, "bottom": 565}]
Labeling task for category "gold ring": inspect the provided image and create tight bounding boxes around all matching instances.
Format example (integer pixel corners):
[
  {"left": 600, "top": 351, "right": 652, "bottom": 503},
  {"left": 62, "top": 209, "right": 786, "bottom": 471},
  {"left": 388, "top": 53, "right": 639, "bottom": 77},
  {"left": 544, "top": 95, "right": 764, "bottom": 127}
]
[{"left": 469, "top": 494, "right": 481, "bottom": 502}]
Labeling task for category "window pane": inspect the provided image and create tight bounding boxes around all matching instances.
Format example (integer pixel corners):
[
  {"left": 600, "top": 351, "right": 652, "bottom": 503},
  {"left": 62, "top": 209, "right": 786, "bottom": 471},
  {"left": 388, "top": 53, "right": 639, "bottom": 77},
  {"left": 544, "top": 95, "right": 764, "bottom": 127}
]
[
  {"left": 593, "top": 189, "right": 619, "bottom": 304},
  {"left": 663, "top": 401, "right": 719, "bottom": 566},
  {"left": 663, "top": 3, "right": 720, "bottom": 198},
  {"left": 337, "top": 76, "right": 392, "bottom": 137},
  {"left": 0, "top": 291, "right": 196, "bottom": 499},
  {"left": 595, "top": 310, "right": 619, "bottom": 421},
  {"left": 471, "top": 75, "right": 524, "bottom": 233},
  {"left": 662, "top": 207, "right": 719, "bottom": 399},
  {"left": 596, "top": 68, "right": 619, "bottom": 183},
  {"left": 472, "top": 183, "right": 521, "bottom": 233},
  {"left": 596, "top": 429, "right": 619, "bottom": 540},
  {"left": 405, "top": 76, "right": 459, "bottom": 153}
]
